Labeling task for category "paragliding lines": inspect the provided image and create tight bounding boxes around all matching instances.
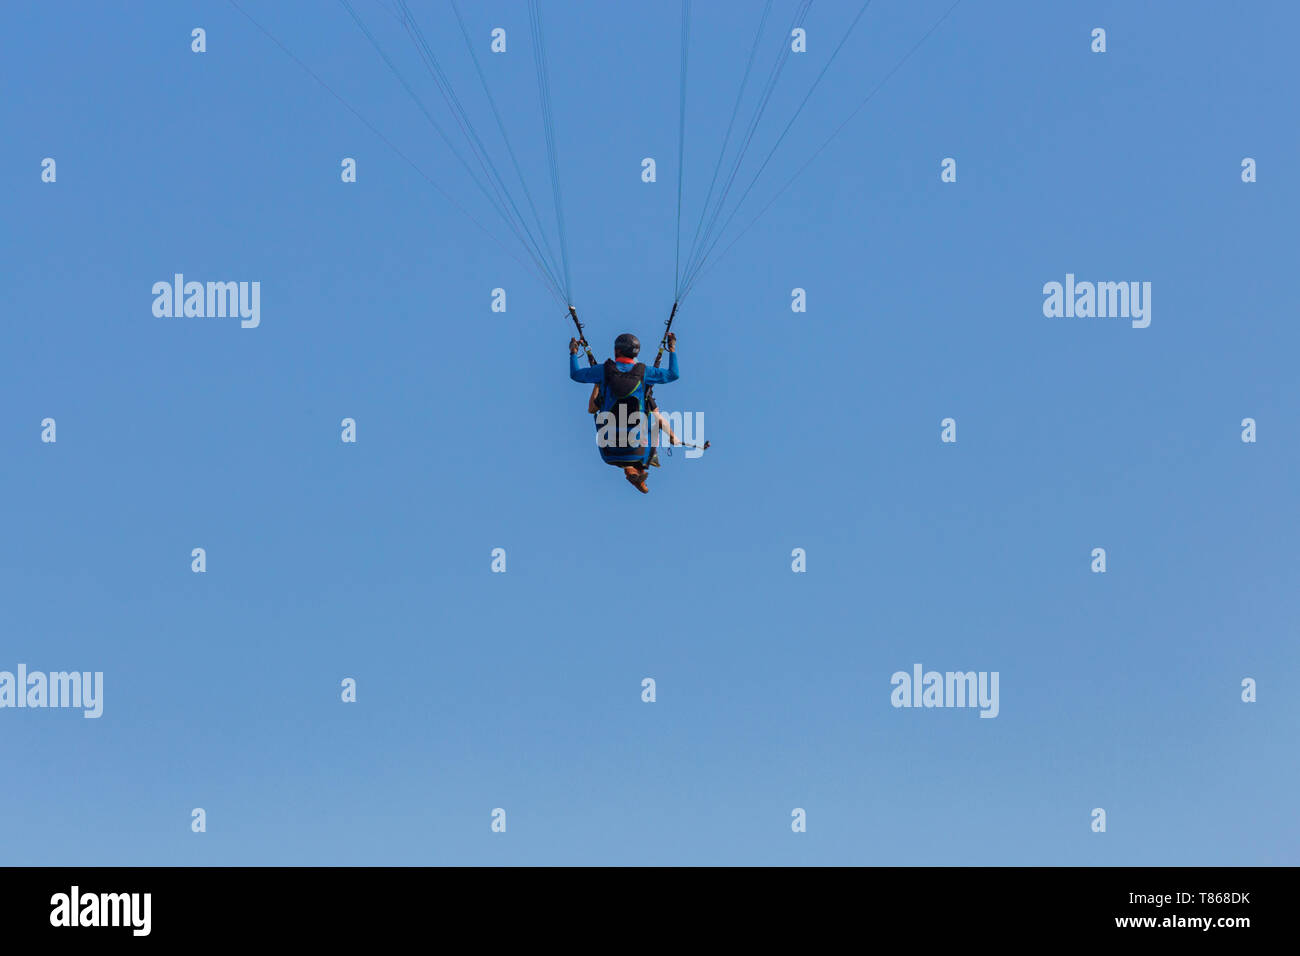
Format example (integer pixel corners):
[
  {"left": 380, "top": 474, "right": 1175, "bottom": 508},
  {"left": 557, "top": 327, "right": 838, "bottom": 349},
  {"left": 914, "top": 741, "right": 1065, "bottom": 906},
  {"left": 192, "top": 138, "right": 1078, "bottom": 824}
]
[
  {"left": 224, "top": 0, "right": 561, "bottom": 302},
  {"left": 676, "top": 0, "right": 813, "bottom": 301},
  {"left": 233, "top": 0, "right": 583, "bottom": 307},
  {"left": 448, "top": 0, "right": 565, "bottom": 303},
  {"left": 680, "top": 0, "right": 877, "bottom": 300},
  {"left": 528, "top": 0, "right": 575, "bottom": 306},
  {"left": 394, "top": 0, "right": 567, "bottom": 302},
  {"left": 232, "top": 0, "right": 964, "bottom": 322},
  {"left": 685, "top": 0, "right": 967, "bottom": 295},
  {"left": 678, "top": 0, "right": 773, "bottom": 301},
  {"left": 345, "top": 0, "right": 570, "bottom": 304},
  {"left": 673, "top": 0, "right": 691, "bottom": 301}
]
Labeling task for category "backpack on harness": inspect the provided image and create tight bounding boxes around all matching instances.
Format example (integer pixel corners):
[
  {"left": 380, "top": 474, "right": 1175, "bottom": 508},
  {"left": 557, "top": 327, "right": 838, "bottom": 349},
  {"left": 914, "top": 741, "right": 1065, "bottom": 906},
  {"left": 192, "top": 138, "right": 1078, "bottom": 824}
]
[{"left": 593, "top": 359, "right": 648, "bottom": 451}]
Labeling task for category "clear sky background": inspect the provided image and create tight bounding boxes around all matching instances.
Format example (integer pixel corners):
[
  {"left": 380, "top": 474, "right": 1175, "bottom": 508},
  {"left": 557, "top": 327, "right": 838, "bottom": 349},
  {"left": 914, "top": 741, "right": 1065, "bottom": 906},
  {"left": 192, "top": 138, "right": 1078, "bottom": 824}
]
[{"left": 2, "top": 0, "right": 1296, "bottom": 865}]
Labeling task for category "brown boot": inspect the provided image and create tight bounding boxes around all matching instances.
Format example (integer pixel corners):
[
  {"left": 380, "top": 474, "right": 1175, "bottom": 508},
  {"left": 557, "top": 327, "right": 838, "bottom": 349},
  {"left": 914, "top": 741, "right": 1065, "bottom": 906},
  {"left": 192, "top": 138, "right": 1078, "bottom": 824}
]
[{"left": 623, "top": 466, "right": 649, "bottom": 494}]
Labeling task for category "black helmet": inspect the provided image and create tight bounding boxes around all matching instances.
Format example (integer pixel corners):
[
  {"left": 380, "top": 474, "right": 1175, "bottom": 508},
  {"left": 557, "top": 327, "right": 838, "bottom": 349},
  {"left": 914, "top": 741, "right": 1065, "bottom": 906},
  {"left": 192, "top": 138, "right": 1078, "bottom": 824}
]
[{"left": 614, "top": 333, "right": 640, "bottom": 359}]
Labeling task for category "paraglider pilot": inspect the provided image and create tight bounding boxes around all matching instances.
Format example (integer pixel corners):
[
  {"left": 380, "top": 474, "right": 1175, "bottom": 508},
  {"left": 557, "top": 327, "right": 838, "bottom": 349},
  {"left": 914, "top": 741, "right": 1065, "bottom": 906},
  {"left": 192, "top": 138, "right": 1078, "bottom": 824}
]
[{"left": 569, "top": 331, "right": 678, "bottom": 493}]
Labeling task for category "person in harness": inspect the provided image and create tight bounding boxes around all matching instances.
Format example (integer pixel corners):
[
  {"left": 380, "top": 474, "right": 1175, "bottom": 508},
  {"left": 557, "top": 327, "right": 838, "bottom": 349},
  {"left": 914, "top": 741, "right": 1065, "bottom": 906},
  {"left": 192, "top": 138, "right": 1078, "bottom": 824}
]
[{"left": 569, "top": 331, "right": 679, "bottom": 493}]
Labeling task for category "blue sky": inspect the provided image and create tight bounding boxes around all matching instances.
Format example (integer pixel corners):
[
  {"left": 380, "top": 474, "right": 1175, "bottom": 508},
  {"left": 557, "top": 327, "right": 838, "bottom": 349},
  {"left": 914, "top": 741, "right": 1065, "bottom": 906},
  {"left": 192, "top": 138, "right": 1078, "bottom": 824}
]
[{"left": 2, "top": 0, "right": 1296, "bottom": 865}]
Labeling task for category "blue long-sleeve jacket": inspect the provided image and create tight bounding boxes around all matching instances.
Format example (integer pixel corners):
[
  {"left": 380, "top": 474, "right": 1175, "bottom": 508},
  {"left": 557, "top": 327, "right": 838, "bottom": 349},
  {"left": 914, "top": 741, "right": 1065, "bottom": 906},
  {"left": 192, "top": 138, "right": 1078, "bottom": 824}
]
[{"left": 569, "top": 352, "right": 678, "bottom": 386}]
